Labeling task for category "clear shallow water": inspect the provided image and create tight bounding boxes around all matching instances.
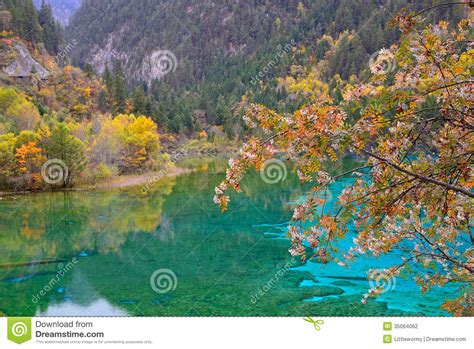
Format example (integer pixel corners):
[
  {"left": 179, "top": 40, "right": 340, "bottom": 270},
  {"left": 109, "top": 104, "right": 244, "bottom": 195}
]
[{"left": 0, "top": 159, "right": 456, "bottom": 316}]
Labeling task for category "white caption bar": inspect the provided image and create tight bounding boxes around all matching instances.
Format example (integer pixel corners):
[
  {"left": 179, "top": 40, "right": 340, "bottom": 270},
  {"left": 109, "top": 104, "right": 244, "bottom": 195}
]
[{"left": 0, "top": 317, "right": 471, "bottom": 348}]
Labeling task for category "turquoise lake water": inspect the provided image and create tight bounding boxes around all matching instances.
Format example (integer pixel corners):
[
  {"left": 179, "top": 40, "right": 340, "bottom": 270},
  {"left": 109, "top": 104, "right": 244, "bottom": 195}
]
[{"left": 0, "top": 158, "right": 457, "bottom": 316}]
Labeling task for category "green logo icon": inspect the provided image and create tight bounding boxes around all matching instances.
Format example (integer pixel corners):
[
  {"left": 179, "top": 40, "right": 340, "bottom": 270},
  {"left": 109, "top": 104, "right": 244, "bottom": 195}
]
[
  {"left": 303, "top": 317, "right": 324, "bottom": 331},
  {"left": 7, "top": 318, "right": 32, "bottom": 344},
  {"left": 383, "top": 322, "right": 392, "bottom": 331},
  {"left": 383, "top": 334, "right": 392, "bottom": 344}
]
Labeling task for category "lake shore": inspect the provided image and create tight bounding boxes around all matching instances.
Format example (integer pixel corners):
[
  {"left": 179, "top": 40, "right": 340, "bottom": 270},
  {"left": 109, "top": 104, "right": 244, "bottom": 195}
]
[
  {"left": 0, "top": 164, "right": 194, "bottom": 197},
  {"left": 80, "top": 165, "right": 193, "bottom": 191}
]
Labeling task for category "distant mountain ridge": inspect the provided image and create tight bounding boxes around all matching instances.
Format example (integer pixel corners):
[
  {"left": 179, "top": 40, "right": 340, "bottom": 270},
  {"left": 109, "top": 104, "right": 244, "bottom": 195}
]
[{"left": 33, "top": 0, "right": 81, "bottom": 26}]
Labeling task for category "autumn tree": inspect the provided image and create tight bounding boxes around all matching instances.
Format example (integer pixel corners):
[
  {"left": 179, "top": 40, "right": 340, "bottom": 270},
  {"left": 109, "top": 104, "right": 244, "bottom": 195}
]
[
  {"left": 89, "top": 114, "right": 161, "bottom": 174},
  {"left": 0, "top": 133, "right": 16, "bottom": 185},
  {"left": 15, "top": 141, "right": 45, "bottom": 190},
  {"left": 38, "top": 65, "right": 104, "bottom": 121},
  {"left": 0, "top": 87, "right": 41, "bottom": 131},
  {"left": 89, "top": 114, "right": 123, "bottom": 169},
  {"left": 215, "top": 9, "right": 473, "bottom": 315},
  {"left": 118, "top": 114, "right": 160, "bottom": 172}
]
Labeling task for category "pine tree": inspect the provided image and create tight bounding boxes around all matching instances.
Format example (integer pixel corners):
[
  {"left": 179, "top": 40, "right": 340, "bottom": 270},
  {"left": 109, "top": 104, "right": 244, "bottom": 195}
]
[
  {"left": 5, "top": 0, "right": 41, "bottom": 43},
  {"left": 38, "top": 0, "right": 62, "bottom": 55},
  {"left": 83, "top": 63, "right": 95, "bottom": 78},
  {"left": 131, "top": 86, "right": 146, "bottom": 115},
  {"left": 112, "top": 59, "right": 127, "bottom": 113},
  {"left": 45, "top": 123, "right": 86, "bottom": 187},
  {"left": 102, "top": 65, "right": 113, "bottom": 92}
]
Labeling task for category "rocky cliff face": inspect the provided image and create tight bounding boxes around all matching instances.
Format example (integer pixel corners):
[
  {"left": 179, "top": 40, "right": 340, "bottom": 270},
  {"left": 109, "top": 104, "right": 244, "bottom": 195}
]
[{"left": 1, "top": 41, "right": 50, "bottom": 80}]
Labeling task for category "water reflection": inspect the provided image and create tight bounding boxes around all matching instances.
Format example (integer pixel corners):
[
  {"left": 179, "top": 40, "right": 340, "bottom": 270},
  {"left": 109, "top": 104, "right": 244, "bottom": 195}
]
[
  {"left": 0, "top": 158, "right": 456, "bottom": 316},
  {"left": 0, "top": 176, "right": 176, "bottom": 265},
  {"left": 36, "top": 298, "right": 129, "bottom": 316}
]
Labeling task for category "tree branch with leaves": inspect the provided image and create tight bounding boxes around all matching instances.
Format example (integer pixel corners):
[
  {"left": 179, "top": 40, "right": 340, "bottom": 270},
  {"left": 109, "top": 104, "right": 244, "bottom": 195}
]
[{"left": 215, "top": 8, "right": 473, "bottom": 315}]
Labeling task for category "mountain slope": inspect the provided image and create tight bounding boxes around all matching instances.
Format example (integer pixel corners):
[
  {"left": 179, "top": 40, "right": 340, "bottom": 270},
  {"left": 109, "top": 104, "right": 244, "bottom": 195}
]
[
  {"left": 67, "top": 0, "right": 461, "bottom": 84},
  {"left": 2, "top": 0, "right": 63, "bottom": 55},
  {"left": 67, "top": 0, "right": 313, "bottom": 86},
  {"left": 64, "top": 0, "right": 465, "bottom": 136}
]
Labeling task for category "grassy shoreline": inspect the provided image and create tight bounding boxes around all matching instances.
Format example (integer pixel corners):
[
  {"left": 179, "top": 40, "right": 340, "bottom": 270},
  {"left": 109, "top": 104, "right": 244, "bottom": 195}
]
[
  {"left": 0, "top": 151, "right": 234, "bottom": 197},
  {"left": 0, "top": 164, "right": 194, "bottom": 197}
]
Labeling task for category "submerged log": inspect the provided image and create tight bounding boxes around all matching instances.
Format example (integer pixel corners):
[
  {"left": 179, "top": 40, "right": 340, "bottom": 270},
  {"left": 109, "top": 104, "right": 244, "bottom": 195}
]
[{"left": 0, "top": 258, "right": 67, "bottom": 270}]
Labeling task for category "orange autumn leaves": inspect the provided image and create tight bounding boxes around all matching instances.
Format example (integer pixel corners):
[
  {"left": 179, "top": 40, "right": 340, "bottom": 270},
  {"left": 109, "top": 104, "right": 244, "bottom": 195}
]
[{"left": 15, "top": 141, "right": 45, "bottom": 189}]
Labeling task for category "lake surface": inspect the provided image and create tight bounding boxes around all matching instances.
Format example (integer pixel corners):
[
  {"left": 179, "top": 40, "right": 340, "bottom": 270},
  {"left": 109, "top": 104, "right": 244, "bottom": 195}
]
[{"left": 0, "top": 158, "right": 457, "bottom": 316}]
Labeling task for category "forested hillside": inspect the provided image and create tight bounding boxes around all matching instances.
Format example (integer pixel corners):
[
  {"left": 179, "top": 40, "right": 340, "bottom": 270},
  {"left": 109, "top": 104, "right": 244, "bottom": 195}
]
[
  {"left": 66, "top": 0, "right": 465, "bottom": 136},
  {"left": 1, "top": 0, "right": 63, "bottom": 55},
  {"left": 0, "top": 0, "right": 168, "bottom": 192}
]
